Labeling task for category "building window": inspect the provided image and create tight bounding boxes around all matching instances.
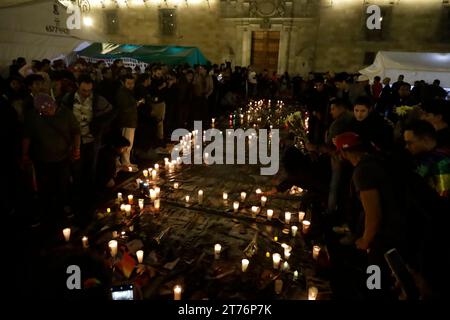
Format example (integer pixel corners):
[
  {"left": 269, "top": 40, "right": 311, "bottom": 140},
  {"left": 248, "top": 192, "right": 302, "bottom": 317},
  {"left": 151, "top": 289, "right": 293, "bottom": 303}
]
[
  {"left": 105, "top": 10, "right": 119, "bottom": 35},
  {"left": 159, "top": 9, "right": 177, "bottom": 37}
]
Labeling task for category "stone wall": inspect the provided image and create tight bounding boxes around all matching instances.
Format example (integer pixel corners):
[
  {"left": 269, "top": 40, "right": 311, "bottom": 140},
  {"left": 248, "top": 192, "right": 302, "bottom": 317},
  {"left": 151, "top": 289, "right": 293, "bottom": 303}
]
[{"left": 83, "top": 0, "right": 450, "bottom": 75}]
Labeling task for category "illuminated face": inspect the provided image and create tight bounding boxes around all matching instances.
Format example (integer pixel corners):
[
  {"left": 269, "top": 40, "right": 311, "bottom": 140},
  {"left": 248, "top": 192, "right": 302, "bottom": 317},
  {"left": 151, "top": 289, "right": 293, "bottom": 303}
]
[
  {"left": 398, "top": 85, "right": 410, "bottom": 98},
  {"left": 78, "top": 82, "right": 93, "bottom": 99},
  {"left": 124, "top": 79, "right": 135, "bottom": 91},
  {"left": 354, "top": 105, "right": 370, "bottom": 121}
]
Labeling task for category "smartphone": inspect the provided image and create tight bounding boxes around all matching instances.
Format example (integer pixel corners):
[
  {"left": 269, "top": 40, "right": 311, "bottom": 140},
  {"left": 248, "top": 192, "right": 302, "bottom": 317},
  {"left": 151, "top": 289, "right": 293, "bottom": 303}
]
[
  {"left": 111, "top": 284, "right": 134, "bottom": 300},
  {"left": 384, "top": 248, "right": 419, "bottom": 300}
]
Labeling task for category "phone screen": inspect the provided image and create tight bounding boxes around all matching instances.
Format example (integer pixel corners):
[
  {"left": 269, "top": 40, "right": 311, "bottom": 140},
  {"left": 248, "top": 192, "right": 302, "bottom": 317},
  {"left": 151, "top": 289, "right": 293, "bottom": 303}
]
[{"left": 111, "top": 284, "right": 134, "bottom": 300}]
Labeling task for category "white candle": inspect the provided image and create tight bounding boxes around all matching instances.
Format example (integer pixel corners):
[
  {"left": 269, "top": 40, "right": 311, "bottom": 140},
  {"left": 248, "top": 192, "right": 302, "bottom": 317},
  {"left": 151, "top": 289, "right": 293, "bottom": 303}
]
[
  {"left": 214, "top": 243, "right": 221, "bottom": 259},
  {"left": 298, "top": 211, "right": 305, "bottom": 222},
  {"left": 127, "top": 194, "right": 133, "bottom": 204},
  {"left": 63, "top": 228, "right": 71, "bottom": 242},
  {"left": 164, "top": 157, "right": 169, "bottom": 165},
  {"left": 125, "top": 205, "right": 131, "bottom": 215},
  {"left": 233, "top": 201, "right": 239, "bottom": 213},
  {"left": 150, "top": 189, "right": 156, "bottom": 201},
  {"left": 128, "top": 166, "right": 133, "bottom": 172},
  {"left": 154, "top": 199, "right": 160, "bottom": 211},
  {"left": 267, "top": 209, "right": 273, "bottom": 221},
  {"left": 154, "top": 186, "right": 161, "bottom": 198},
  {"left": 308, "top": 286, "right": 318, "bottom": 300},
  {"left": 82, "top": 236, "right": 88, "bottom": 248},
  {"left": 120, "top": 204, "right": 126, "bottom": 211},
  {"left": 173, "top": 285, "right": 182, "bottom": 300},
  {"left": 291, "top": 225, "right": 298, "bottom": 237},
  {"left": 151, "top": 170, "right": 157, "bottom": 180},
  {"left": 313, "top": 245, "right": 321, "bottom": 260},
  {"left": 261, "top": 196, "right": 267, "bottom": 207},
  {"left": 108, "top": 240, "right": 118, "bottom": 257},
  {"left": 185, "top": 195, "right": 190, "bottom": 203},
  {"left": 255, "top": 188, "right": 262, "bottom": 195},
  {"left": 211, "top": 118, "right": 215, "bottom": 124},
  {"left": 284, "top": 249, "right": 291, "bottom": 260},
  {"left": 241, "top": 258, "right": 249, "bottom": 272},
  {"left": 302, "top": 220, "right": 311, "bottom": 233},
  {"left": 143, "top": 170, "right": 148, "bottom": 177},
  {"left": 240, "top": 192, "right": 247, "bottom": 202},
  {"left": 136, "top": 250, "right": 144, "bottom": 264},
  {"left": 222, "top": 192, "right": 228, "bottom": 201},
  {"left": 154, "top": 164, "right": 159, "bottom": 170},
  {"left": 282, "top": 261, "right": 290, "bottom": 271},
  {"left": 293, "top": 270, "right": 299, "bottom": 281},
  {"left": 117, "top": 192, "right": 123, "bottom": 201},
  {"left": 285, "top": 212, "right": 291, "bottom": 224},
  {"left": 251, "top": 206, "right": 259, "bottom": 214},
  {"left": 272, "top": 253, "right": 281, "bottom": 269},
  {"left": 138, "top": 199, "right": 144, "bottom": 210},
  {"left": 174, "top": 182, "right": 179, "bottom": 189},
  {"left": 198, "top": 190, "right": 203, "bottom": 204}
]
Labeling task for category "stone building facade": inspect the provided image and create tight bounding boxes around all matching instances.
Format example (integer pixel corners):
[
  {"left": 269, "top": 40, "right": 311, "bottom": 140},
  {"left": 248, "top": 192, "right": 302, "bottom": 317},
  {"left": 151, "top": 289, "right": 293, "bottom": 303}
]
[{"left": 83, "top": 0, "right": 450, "bottom": 75}]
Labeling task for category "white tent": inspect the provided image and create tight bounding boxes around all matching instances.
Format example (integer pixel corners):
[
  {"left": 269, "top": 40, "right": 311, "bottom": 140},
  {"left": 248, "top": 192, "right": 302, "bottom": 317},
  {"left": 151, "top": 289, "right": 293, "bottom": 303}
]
[
  {"left": 0, "top": 0, "right": 101, "bottom": 76},
  {"left": 359, "top": 51, "right": 450, "bottom": 88}
]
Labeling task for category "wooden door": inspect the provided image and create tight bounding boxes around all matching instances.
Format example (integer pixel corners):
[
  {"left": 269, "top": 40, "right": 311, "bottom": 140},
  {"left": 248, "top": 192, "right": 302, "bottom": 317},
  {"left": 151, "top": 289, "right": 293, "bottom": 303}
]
[{"left": 250, "top": 31, "right": 280, "bottom": 73}]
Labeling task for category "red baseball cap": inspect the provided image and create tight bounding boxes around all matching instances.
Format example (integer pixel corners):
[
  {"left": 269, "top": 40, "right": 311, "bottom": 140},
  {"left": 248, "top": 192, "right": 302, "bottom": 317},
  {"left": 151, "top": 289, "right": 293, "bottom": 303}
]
[{"left": 334, "top": 132, "right": 363, "bottom": 151}]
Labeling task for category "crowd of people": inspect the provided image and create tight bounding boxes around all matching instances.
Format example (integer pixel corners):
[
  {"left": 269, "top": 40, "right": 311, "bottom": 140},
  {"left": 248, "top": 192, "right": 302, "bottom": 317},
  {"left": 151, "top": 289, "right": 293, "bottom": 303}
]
[{"left": 1, "top": 56, "right": 449, "bottom": 300}]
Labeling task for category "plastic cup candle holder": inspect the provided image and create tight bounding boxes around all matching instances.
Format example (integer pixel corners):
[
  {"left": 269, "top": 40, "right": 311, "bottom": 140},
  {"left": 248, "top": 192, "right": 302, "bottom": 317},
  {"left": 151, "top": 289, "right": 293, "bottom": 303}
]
[
  {"left": 302, "top": 220, "right": 311, "bottom": 233},
  {"left": 198, "top": 190, "right": 204, "bottom": 204},
  {"left": 267, "top": 209, "right": 273, "bottom": 221},
  {"left": 108, "top": 240, "right": 118, "bottom": 257},
  {"left": 82, "top": 236, "right": 88, "bottom": 248},
  {"left": 261, "top": 196, "right": 267, "bottom": 207},
  {"left": 240, "top": 192, "right": 247, "bottom": 202},
  {"left": 285, "top": 212, "right": 291, "bottom": 224},
  {"left": 233, "top": 201, "right": 239, "bottom": 213},
  {"left": 214, "top": 244, "right": 222, "bottom": 259},
  {"left": 272, "top": 253, "right": 281, "bottom": 269},
  {"left": 313, "top": 245, "right": 321, "bottom": 260},
  {"left": 63, "top": 228, "right": 71, "bottom": 242},
  {"left": 136, "top": 250, "right": 144, "bottom": 264},
  {"left": 241, "top": 259, "right": 249, "bottom": 272}
]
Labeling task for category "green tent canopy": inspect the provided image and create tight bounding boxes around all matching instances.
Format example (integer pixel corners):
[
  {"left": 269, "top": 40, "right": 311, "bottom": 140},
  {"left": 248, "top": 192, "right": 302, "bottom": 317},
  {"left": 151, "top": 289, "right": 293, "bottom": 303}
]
[{"left": 76, "top": 42, "right": 208, "bottom": 66}]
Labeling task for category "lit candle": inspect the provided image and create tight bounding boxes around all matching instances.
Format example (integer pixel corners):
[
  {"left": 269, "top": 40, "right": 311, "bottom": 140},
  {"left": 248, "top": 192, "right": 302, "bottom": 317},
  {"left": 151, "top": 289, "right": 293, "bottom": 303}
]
[
  {"left": 291, "top": 225, "right": 298, "bottom": 237},
  {"left": 138, "top": 199, "right": 144, "bottom": 210},
  {"left": 266, "top": 251, "right": 271, "bottom": 258},
  {"left": 151, "top": 170, "right": 157, "bottom": 180},
  {"left": 82, "top": 236, "right": 88, "bottom": 248},
  {"left": 198, "top": 190, "right": 203, "bottom": 204},
  {"left": 174, "top": 182, "right": 179, "bottom": 189},
  {"left": 267, "top": 209, "right": 273, "bottom": 221},
  {"left": 285, "top": 212, "right": 291, "bottom": 224},
  {"left": 106, "top": 208, "right": 111, "bottom": 214},
  {"left": 154, "top": 199, "right": 160, "bottom": 211},
  {"left": 214, "top": 243, "right": 221, "bottom": 259},
  {"left": 255, "top": 188, "right": 262, "bottom": 195},
  {"left": 185, "top": 195, "right": 190, "bottom": 203},
  {"left": 120, "top": 204, "right": 126, "bottom": 211},
  {"left": 251, "top": 206, "right": 259, "bottom": 214},
  {"left": 272, "top": 253, "right": 281, "bottom": 269},
  {"left": 164, "top": 157, "right": 169, "bottom": 165},
  {"left": 108, "top": 240, "right": 118, "bottom": 257},
  {"left": 136, "top": 250, "right": 144, "bottom": 264},
  {"left": 143, "top": 170, "right": 148, "bottom": 178},
  {"left": 150, "top": 189, "right": 156, "bottom": 201},
  {"left": 313, "top": 245, "right": 321, "bottom": 260},
  {"left": 154, "top": 186, "right": 161, "bottom": 198},
  {"left": 241, "top": 258, "right": 249, "bottom": 272},
  {"left": 233, "top": 201, "right": 239, "bottom": 213},
  {"left": 302, "top": 220, "right": 311, "bottom": 233},
  {"left": 273, "top": 236, "right": 278, "bottom": 242},
  {"left": 222, "top": 192, "right": 228, "bottom": 201},
  {"left": 173, "top": 285, "right": 182, "bottom": 300},
  {"left": 128, "top": 194, "right": 133, "bottom": 204},
  {"left": 261, "top": 196, "right": 267, "bottom": 207},
  {"left": 125, "top": 204, "right": 131, "bottom": 215},
  {"left": 63, "top": 228, "right": 71, "bottom": 242},
  {"left": 308, "top": 286, "right": 318, "bottom": 300},
  {"left": 154, "top": 163, "right": 159, "bottom": 170},
  {"left": 284, "top": 249, "right": 291, "bottom": 260},
  {"left": 240, "top": 192, "right": 247, "bottom": 202},
  {"left": 128, "top": 166, "right": 133, "bottom": 172},
  {"left": 117, "top": 192, "right": 123, "bottom": 202},
  {"left": 298, "top": 211, "right": 305, "bottom": 222},
  {"left": 282, "top": 261, "right": 290, "bottom": 271},
  {"left": 293, "top": 270, "right": 299, "bottom": 281}
]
